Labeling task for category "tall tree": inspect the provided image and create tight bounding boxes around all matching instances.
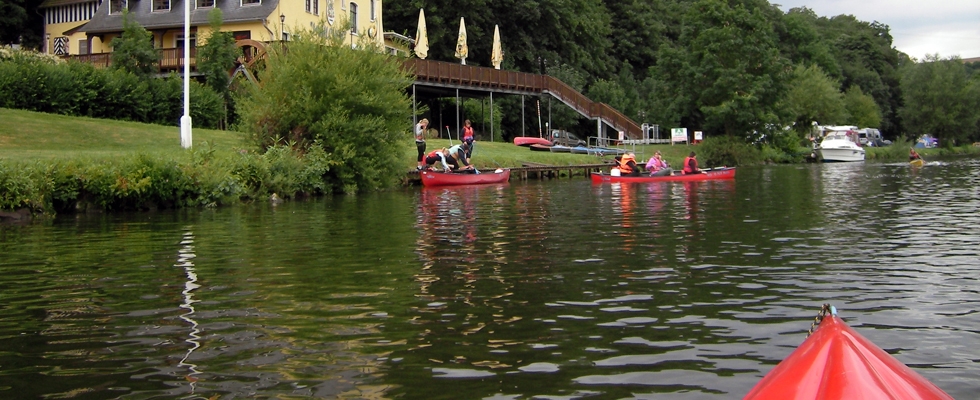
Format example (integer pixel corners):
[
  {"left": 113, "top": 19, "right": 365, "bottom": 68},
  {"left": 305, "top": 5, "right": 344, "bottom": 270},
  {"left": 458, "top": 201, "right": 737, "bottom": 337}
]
[
  {"left": 775, "top": 7, "right": 840, "bottom": 80},
  {"left": 198, "top": 9, "right": 240, "bottom": 127},
  {"left": 110, "top": 12, "right": 158, "bottom": 77},
  {"left": 900, "top": 55, "right": 980, "bottom": 147},
  {"left": 815, "top": 15, "right": 902, "bottom": 136},
  {"left": 842, "top": 85, "right": 881, "bottom": 129},
  {"left": 658, "top": 0, "right": 789, "bottom": 141},
  {"left": 603, "top": 0, "right": 672, "bottom": 81},
  {"left": 0, "top": 0, "right": 43, "bottom": 49},
  {"left": 784, "top": 64, "right": 846, "bottom": 131}
]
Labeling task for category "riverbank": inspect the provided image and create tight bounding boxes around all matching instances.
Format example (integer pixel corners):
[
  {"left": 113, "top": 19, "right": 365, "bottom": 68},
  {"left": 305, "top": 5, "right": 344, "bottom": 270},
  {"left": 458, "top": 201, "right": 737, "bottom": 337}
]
[{"left": 3, "top": 107, "right": 976, "bottom": 218}]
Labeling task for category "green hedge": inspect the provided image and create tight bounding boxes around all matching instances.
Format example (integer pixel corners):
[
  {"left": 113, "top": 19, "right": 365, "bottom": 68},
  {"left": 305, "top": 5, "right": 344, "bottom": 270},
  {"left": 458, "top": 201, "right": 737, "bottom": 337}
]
[
  {"left": 0, "top": 144, "right": 340, "bottom": 214},
  {"left": 0, "top": 48, "right": 224, "bottom": 128}
]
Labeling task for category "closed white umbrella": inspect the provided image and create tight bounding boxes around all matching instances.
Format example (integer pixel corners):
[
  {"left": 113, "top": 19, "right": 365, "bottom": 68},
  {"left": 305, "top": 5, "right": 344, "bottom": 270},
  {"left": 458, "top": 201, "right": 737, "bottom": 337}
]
[
  {"left": 455, "top": 17, "right": 468, "bottom": 65},
  {"left": 415, "top": 9, "right": 428, "bottom": 59},
  {"left": 491, "top": 24, "right": 503, "bottom": 69}
]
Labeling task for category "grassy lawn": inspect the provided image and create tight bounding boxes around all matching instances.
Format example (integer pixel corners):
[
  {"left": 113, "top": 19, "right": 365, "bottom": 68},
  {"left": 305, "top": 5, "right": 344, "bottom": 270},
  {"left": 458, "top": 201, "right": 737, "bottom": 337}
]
[
  {"left": 3, "top": 108, "right": 701, "bottom": 169},
  {"left": 0, "top": 108, "right": 245, "bottom": 162}
]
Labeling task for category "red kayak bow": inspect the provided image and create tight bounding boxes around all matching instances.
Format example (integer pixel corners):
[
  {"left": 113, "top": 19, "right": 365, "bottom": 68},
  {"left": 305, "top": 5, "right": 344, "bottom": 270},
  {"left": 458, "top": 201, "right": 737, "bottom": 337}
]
[{"left": 745, "top": 307, "right": 952, "bottom": 400}]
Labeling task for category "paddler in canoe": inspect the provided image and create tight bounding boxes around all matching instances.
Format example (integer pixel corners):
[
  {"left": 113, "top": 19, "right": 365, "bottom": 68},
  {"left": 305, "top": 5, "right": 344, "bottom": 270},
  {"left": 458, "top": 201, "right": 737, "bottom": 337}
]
[
  {"left": 910, "top": 147, "right": 923, "bottom": 162},
  {"left": 682, "top": 151, "right": 707, "bottom": 174},
  {"left": 613, "top": 152, "right": 641, "bottom": 177},
  {"left": 645, "top": 151, "right": 673, "bottom": 177}
]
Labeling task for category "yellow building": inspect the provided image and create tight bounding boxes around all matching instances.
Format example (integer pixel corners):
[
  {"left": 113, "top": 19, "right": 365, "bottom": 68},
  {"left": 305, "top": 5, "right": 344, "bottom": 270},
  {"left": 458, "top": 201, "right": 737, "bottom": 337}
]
[{"left": 39, "top": 0, "right": 386, "bottom": 61}]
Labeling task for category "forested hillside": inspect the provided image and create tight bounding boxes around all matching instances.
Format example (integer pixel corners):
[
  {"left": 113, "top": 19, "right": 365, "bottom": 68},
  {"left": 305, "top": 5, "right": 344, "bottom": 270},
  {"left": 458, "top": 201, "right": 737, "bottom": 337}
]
[{"left": 385, "top": 0, "right": 979, "bottom": 147}]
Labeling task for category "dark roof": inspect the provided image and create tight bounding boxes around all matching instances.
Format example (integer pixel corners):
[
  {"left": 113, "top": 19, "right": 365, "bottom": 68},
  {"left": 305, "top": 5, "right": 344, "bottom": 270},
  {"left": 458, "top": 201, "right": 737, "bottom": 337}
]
[{"left": 77, "top": 0, "right": 280, "bottom": 35}]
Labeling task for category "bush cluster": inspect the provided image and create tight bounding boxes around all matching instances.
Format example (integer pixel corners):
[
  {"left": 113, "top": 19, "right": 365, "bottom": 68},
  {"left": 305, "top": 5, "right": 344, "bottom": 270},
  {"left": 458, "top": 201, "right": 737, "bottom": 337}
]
[
  {"left": 0, "top": 144, "right": 339, "bottom": 215},
  {"left": 696, "top": 136, "right": 763, "bottom": 167},
  {"left": 234, "top": 23, "right": 414, "bottom": 194},
  {"left": 0, "top": 48, "right": 224, "bottom": 128}
]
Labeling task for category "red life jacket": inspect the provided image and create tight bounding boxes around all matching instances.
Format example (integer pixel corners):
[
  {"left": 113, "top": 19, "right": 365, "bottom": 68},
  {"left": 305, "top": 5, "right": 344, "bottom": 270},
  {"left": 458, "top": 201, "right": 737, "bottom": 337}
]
[{"left": 682, "top": 156, "right": 697, "bottom": 174}]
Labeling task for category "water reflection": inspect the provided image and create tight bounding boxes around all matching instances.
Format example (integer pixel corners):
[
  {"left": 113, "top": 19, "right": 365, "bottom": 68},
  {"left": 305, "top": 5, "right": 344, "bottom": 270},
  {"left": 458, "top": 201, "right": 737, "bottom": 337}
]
[
  {"left": 1, "top": 160, "right": 978, "bottom": 399},
  {"left": 176, "top": 229, "right": 201, "bottom": 393}
]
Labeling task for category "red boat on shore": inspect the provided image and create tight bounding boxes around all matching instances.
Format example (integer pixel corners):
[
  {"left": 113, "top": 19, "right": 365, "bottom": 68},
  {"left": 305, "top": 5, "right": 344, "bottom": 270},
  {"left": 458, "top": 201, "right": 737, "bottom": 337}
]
[
  {"left": 745, "top": 305, "right": 953, "bottom": 400},
  {"left": 590, "top": 167, "right": 736, "bottom": 183},
  {"left": 513, "top": 137, "right": 553, "bottom": 147},
  {"left": 420, "top": 169, "right": 511, "bottom": 187}
]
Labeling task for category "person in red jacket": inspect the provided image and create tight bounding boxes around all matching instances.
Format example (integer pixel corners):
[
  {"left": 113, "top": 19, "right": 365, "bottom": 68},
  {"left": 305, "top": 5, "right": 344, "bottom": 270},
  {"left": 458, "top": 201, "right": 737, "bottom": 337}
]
[
  {"left": 461, "top": 119, "right": 475, "bottom": 160},
  {"left": 682, "top": 152, "right": 705, "bottom": 174}
]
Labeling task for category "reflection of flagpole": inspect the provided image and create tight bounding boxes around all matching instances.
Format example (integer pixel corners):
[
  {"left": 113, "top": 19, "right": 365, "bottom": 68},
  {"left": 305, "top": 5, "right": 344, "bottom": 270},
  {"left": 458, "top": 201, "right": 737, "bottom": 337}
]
[{"left": 176, "top": 230, "right": 201, "bottom": 392}]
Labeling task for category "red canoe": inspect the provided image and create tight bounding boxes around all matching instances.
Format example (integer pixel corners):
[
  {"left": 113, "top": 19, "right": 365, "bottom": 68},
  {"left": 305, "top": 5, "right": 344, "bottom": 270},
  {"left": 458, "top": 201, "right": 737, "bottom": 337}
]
[
  {"left": 420, "top": 169, "right": 511, "bottom": 187},
  {"left": 590, "top": 167, "right": 736, "bottom": 183},
  {"left": 514, "top": 137, "right": 553, "bottom": 147},
  {"left": 745, "top": 312, "right": 953, "bottom": 400}
]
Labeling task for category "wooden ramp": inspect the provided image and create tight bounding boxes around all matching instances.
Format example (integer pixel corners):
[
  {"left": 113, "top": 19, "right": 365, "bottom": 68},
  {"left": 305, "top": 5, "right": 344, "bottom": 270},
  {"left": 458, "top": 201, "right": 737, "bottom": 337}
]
[{"left": 404, "top": 59, "right": 642, "bottom": 140}]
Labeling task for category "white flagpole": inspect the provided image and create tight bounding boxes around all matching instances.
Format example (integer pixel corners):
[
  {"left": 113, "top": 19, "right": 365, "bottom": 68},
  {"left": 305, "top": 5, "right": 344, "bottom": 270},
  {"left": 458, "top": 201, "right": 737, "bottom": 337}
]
[{"left": 180, "top": 0, "right": 192, "bottom": 148}]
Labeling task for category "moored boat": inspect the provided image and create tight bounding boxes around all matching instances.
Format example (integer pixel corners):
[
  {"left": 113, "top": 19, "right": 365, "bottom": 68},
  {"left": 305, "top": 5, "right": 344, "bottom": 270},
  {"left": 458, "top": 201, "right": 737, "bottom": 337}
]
[
  {"left": 513, "top": 137, "right": 553, "bottom": 147},
  {"left": 814, "top": 126, "right": 865, "bottom": 162},
  {"left": 420, "top": 169, "right": 511, "bottom": 187},
  {"left": 745, "top": 305, "right": 953, "bottom": 400},
  {"left": 590, "top": 167, "right": 735, "bottom": 183}
]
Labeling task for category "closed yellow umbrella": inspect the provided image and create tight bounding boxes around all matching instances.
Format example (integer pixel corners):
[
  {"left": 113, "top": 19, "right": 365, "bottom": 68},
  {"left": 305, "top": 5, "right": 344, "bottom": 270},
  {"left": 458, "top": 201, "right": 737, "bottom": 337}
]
[
  {"left": 491, "top": 24, "right": 503, "bottom": 69},
  {"left": 455, "top": 17, "right": 468, "bottom": 65},
  {"left": 415, "top": 9, "right": 428, "bottom": 59}
]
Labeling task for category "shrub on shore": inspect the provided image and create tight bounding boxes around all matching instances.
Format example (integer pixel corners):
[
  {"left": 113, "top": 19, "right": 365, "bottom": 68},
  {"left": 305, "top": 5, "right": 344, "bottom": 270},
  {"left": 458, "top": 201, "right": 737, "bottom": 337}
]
[{"left": 0, "top": 144, "right": 339, "bottom": 215}]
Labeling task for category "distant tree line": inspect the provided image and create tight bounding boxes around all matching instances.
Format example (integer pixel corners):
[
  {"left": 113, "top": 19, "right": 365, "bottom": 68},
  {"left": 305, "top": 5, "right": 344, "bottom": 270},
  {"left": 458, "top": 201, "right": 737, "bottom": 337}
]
[{"left": 384, "top": 0, "right": 980, "bottom": 149}]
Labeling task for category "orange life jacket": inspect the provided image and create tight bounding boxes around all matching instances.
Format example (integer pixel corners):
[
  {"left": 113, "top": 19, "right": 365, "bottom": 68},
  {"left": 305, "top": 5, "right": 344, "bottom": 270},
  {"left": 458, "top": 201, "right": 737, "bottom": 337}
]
[{"left": 618, "top": 154, "right": 636, "bottom": 175}]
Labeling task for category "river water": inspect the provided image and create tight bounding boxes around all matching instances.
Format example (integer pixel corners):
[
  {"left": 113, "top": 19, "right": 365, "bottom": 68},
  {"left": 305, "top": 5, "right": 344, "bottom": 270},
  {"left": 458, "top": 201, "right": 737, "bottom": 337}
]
[{"left": 1, "top": 158, "right": 978, "bottom": 399}]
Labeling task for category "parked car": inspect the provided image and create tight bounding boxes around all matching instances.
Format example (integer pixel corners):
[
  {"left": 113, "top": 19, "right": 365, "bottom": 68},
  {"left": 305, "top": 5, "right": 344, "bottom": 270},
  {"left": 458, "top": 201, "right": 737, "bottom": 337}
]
[{"left": 550, "top": 130, "right": 587, "bottom": 147}]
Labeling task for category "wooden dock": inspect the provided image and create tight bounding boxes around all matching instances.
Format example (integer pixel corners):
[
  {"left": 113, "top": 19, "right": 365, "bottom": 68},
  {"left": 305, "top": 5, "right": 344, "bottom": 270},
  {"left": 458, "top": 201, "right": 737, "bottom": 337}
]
[{"left": 407, "top": 162, "right": 612, "bottom": 185}]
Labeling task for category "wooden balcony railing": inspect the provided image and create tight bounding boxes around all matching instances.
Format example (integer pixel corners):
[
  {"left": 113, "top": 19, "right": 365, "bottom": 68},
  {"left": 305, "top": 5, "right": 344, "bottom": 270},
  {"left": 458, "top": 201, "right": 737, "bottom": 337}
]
[{"left": 63, "top": 47, "right": 198, "bottom": 72}]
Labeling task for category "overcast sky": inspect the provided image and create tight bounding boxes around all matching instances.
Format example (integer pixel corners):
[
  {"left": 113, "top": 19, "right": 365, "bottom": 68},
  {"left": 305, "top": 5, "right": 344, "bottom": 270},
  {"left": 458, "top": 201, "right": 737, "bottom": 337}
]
[{"left": 773, "top": 0, "right": 980, "bottom": 60}]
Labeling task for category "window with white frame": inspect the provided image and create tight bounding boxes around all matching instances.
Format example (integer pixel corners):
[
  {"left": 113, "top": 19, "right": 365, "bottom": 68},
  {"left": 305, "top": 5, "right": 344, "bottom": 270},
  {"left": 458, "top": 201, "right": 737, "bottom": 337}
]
[
  {"left": 153, "top": 0, "right": 170, "bottom": 11},
  {"left": 350, "top": 3, "right": 357, "bottom": 34},
  {"left": 370, "top": 0, "right": 375, "bottom": 20},
  {"left": 196, "top": 0, "right": 214, "bottom": 8},
  {"left": 313, "top": 0, "right": 319, "bottom": 15},
  {"left": 109, "top": 0, "right": 126, "bottom": 14},
  {"left": 305, "top": 0, "right": 311, "bottom": 13},
  {"left": 175, "top": 33, "right": 197, "bottom": 50},
  {"left": 241, "top": 0, "right": 261, "bottom": 5}
]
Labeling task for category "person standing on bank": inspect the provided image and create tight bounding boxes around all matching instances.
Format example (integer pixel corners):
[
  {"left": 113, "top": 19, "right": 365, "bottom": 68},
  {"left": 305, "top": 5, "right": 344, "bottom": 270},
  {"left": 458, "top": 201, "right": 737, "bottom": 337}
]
[
  {"left": 461, "top": 119, "right": 475, "bottom": 162},
  {"left": 415, "top": 118, "right": 429, "bottom": 170}
]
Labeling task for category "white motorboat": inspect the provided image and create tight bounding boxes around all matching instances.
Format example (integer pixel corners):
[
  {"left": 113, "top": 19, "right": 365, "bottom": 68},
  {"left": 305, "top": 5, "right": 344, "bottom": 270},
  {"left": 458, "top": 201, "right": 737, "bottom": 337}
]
[{"left": 815, "top": 130, "right": 865, "bottom": 162}]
